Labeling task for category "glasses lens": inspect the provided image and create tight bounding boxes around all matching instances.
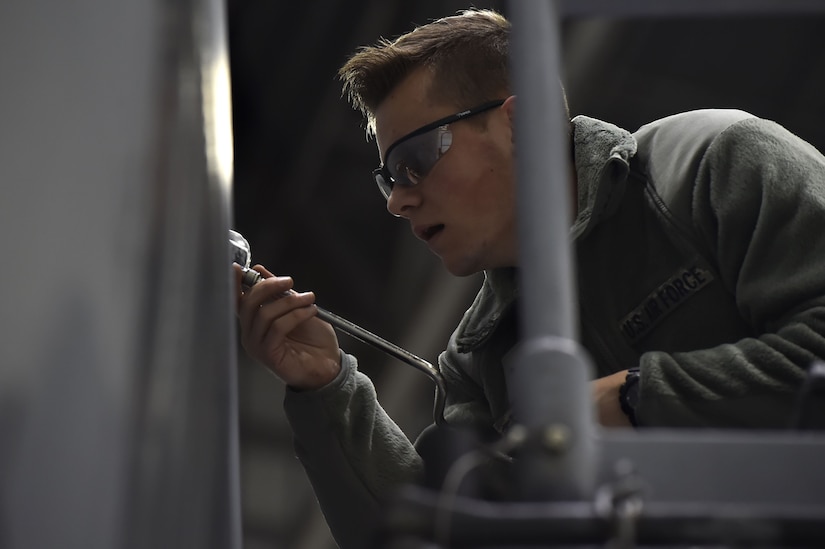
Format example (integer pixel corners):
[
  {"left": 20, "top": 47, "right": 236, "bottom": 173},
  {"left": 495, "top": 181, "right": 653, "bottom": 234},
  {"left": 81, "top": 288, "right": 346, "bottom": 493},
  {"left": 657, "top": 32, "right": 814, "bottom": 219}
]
[{"left": 385, "top": 126, "right": 452, "bottom": 189}]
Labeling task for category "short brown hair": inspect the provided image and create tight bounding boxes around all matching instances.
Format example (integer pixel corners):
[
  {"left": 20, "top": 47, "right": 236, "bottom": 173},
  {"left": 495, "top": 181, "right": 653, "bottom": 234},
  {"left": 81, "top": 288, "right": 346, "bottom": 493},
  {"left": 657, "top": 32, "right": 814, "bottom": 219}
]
[{"left": 338, "top": 9, "right": 510, "bottom": 135}]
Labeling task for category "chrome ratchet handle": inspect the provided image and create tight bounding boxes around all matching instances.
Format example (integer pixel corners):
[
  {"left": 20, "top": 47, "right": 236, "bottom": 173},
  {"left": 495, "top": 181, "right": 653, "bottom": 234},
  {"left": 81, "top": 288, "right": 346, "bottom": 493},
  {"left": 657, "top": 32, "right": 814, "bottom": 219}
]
[{"left": 231, "top": 232, "right": 448, "bottom": 426}]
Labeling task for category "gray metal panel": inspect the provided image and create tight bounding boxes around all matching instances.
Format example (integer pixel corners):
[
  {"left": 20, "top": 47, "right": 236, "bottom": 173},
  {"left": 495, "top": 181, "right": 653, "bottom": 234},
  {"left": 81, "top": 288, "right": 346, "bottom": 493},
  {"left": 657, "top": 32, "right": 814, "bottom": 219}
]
[
  {"left": 559, "top": 0, "right": 825, "bottom": 17},
  {"left": 0, "top": 0, "right": 241, "bottom": 548},
  {"left": 599, "top": 430, "right": 825, "bottom": 505}
]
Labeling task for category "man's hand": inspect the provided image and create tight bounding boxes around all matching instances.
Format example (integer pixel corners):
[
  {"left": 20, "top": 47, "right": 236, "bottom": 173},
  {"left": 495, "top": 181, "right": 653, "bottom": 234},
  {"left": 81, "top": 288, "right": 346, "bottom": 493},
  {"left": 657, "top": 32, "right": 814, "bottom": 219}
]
[
  {"left": 235, "top": 265, "right": 341, "bottom": 390},
  {"left": 591, "top": 370, "right": 632, "bottom": 427}
]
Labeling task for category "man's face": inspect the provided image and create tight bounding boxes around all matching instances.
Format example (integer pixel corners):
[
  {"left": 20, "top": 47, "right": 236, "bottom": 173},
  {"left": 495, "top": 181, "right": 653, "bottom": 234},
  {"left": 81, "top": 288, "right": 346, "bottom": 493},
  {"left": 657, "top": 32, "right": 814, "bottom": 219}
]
[{"left": 374, "top": 68, "right": 517, "bottom": 277}]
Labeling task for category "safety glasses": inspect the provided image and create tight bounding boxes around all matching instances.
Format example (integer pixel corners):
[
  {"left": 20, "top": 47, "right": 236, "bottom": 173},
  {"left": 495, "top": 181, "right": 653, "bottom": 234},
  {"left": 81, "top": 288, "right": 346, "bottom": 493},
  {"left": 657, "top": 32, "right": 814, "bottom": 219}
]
[{"left": 372, "top": 99, "right": 506, "bottom": 199}]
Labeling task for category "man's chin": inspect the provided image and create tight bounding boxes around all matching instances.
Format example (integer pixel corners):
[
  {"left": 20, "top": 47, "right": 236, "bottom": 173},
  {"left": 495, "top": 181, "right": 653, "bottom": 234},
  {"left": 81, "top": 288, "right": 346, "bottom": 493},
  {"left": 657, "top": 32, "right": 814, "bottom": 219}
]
[{"left": 441, "top": 257, "right": 481, "bottom": 278}]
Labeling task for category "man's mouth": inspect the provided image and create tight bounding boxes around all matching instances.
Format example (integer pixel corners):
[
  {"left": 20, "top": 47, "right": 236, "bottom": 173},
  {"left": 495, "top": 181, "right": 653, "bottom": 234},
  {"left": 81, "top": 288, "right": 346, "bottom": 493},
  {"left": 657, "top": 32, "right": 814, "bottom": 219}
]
[{"left": 419, "top": 224, "right": 445, "bottom": 242}]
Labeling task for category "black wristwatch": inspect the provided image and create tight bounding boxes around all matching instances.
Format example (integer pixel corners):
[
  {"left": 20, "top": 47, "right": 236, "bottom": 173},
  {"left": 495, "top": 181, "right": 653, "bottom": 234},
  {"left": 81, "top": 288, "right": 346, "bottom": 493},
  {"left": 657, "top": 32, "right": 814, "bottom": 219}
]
[{"left": 618, "top": 367, "right": 641, "bottom": 427}]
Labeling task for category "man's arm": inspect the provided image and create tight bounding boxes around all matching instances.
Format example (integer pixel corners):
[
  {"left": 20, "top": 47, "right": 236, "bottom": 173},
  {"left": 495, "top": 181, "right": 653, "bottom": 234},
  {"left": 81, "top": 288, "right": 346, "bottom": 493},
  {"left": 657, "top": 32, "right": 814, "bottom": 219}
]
[
  {"left": 637, "top": 117, "right": 825, "bottom": 427},
  {"left": 284, "top": 353, "right": 423, "bottom": 548},
  {"left": 235, "top": 267, "right": 426, "bottom": 547}
]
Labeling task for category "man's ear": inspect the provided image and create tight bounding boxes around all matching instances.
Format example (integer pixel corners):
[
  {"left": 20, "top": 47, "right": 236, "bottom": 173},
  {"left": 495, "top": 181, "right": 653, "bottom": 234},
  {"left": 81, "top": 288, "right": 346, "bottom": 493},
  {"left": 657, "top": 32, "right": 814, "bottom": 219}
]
[
  {"left": 502, "top": 95, "right": 516, "bottom": 145},
  {"left": 502, "top": 95, "right": 516, "bottom": 124}
]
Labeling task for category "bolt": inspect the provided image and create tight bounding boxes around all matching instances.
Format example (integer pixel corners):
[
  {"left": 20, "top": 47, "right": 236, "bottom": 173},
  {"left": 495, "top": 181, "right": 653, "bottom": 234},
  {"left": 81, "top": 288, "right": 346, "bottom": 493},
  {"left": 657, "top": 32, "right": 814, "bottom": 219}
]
[{"left": 542, "top": 423, "right": 570, "bottom": 454}]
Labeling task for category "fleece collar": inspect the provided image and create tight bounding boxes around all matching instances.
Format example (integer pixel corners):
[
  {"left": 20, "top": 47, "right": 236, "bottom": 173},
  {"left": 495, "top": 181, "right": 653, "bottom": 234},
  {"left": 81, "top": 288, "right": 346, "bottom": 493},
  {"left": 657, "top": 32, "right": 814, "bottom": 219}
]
[
  {"left": 454, "top": 115, "right": 637, "bottom": 353},
  {"left": 570, "top": 114, "right": 637, "bottom": 240}
]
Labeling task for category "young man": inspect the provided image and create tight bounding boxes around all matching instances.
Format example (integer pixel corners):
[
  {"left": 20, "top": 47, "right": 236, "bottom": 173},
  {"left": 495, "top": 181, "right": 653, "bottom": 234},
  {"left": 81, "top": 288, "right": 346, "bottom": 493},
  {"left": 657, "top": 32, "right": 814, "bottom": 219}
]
[{"left": 236, "top": 9, "right": 825, "bottom": 548}]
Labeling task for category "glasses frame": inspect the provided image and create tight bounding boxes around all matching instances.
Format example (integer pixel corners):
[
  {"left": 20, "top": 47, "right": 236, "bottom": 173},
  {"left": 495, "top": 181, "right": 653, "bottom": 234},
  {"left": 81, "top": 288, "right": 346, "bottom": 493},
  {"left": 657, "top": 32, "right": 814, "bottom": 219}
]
[{"left": 372, "top": 99, "right": 506, "bottom": 199}]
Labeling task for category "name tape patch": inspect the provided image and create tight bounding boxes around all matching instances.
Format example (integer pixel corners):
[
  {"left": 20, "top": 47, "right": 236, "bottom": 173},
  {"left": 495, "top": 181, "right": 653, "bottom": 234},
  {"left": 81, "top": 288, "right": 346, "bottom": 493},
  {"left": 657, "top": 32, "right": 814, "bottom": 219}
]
[{"left": 619, "top": 265, "right": 714, "bottom": 344}]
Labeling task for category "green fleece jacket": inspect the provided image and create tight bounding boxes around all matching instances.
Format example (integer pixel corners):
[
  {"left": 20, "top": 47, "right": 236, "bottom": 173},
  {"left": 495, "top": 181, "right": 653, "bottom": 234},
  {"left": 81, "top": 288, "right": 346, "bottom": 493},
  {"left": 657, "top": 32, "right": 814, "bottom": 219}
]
[{"left": 284, "top": 110, "right": 825, "bottom": 548}]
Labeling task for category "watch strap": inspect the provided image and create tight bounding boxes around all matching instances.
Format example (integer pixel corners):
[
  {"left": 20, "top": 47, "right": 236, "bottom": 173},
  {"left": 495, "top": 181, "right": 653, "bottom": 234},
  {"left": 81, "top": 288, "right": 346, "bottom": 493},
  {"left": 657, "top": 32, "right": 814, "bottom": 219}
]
[{"left": 618, "top": 367, "right": 641, "bottom": 427}]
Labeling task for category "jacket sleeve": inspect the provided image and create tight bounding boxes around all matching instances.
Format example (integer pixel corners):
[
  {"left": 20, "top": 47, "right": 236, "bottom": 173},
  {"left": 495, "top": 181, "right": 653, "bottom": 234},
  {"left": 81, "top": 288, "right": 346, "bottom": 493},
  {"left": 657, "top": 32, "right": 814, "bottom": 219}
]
[
  {"left": 637, "top": 117, "right": 825, "bottom": 427},
  {"left": 439, "top": 336, "right": 496, "bottom": 429},
  {"left": 283, "top": 326, "right": 497, "bottom": 548},
  {"left": 283, "top": 352, "right": 423, "bottom": 548}
]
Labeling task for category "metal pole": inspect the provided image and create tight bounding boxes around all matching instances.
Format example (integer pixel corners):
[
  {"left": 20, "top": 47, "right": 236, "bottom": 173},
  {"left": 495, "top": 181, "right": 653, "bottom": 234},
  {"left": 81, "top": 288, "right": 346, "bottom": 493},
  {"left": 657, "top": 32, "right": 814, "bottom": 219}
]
[{"left": 506, "top": 0, "right": 597, "bottom": 500}]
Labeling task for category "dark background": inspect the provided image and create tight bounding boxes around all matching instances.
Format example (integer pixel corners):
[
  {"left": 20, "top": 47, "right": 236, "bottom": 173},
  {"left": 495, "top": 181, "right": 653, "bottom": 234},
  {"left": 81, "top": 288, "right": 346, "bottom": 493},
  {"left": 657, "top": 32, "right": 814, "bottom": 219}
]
[{"left": 226, "top": 2, "right": 825, "bottom": 547}]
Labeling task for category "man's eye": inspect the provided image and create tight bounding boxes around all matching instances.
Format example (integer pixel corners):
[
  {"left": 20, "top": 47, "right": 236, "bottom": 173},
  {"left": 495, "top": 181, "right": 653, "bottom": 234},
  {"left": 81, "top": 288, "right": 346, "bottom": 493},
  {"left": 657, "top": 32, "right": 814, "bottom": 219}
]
[
  {"left": 395, "top": 161, "right": 422, "bottom": 184},
  {"left": 404, "top": 165, "right": 422, "bottom": 183}
]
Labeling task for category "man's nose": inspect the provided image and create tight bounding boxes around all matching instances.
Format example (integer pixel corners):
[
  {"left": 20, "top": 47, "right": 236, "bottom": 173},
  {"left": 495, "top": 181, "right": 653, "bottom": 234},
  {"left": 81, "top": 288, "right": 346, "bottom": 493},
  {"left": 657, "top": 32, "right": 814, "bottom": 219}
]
[{"left": 386, "top": 184, "right": 421, "bottom": 218}]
